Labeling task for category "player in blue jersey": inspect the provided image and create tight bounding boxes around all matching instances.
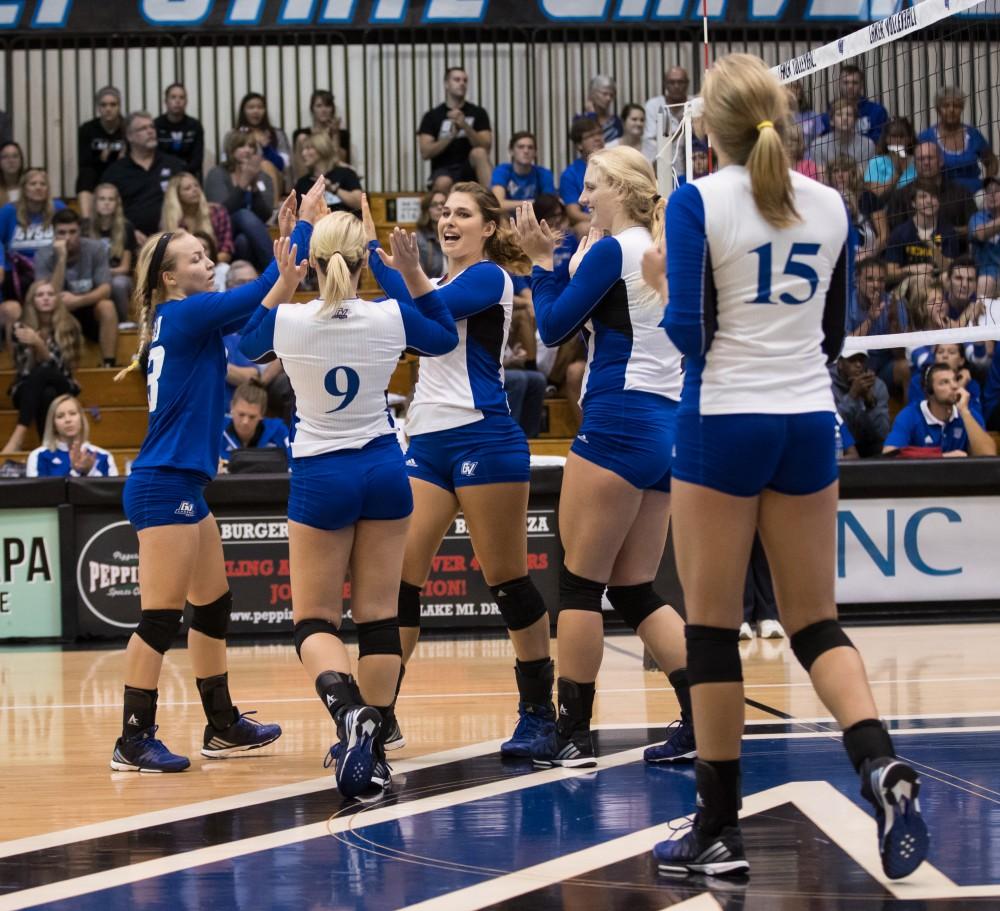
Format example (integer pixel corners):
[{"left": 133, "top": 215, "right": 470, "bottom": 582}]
[
  {"left": 651, "top": 54, "right": 927, "bottom": 880},
  {"left": 108, "top": 177, "right": 328, "bottom": 773},
  {"left": 239, "top": 217, "right": 457, "bottom": 797},
  {"left": 513, "top": 146, "right": 694, "bottom": 769},
  {"left": 363, "top": 186, "right": 556, "bottom": 757}
]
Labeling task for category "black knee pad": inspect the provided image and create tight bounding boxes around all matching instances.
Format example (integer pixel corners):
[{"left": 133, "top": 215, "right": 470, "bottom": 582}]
[
  {"left": 790, "top": 619, "right": 854, "bottom": 673},
  {"left": 398, "top": 580, "right": 422, "bottom": 629},
  {"left": 356, "top": 617, "right": 403, "bottom": 658},
  {"left": 293, "top": 617, "right": 341, "bottom": 659},
  {"left": 606, "top": 582, "right": 664, "bottom": 633},
  {"left": 490, "top": 575, "right": 549, "bottom": 631},
  {"left": 685, "top": 624, "right": 743, "bottom": 685},
  {"left": 188, "top": 591, "right": 232, "bottom": 640},
  {"left": 559, "top": 566, "right": 605, "bottom": 614},
  {"left": 135, "top": 609, "right": 183, "bottom": 655}
]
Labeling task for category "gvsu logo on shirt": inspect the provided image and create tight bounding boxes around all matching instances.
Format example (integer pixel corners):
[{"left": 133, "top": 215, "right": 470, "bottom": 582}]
[{"left": 460, "top": 461, "right": 478, "bottom": 477}]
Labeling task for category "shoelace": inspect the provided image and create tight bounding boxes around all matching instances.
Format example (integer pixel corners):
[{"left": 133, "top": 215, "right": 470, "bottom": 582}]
[
  {"left": 667, "top": 812, "right": 698, "bottom": 837},
  {"left": 323, "top": 744, "right": 340, "bottom": 769}
]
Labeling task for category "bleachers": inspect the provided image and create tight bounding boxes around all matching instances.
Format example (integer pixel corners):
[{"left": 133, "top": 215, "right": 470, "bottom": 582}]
[{"left": 1, "top": 194, "right": 577, "bottom": 467}]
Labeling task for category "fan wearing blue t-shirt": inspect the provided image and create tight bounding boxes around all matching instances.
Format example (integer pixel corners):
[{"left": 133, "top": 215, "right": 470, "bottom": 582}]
[
  {"left": 969, "top": 177, "right": 1000, "bottom": 297},
  {"left": 491, "top": 132, "right": 555, "bottom": 215},
  {"left": 883, "top": 363, "right": 995, "bottom": 456},
  {"left": 559, "top": 119, "right": 604, "bottom": 235},
  {"left": 219, "top": 380, "right": 289, "bottom": 468}
]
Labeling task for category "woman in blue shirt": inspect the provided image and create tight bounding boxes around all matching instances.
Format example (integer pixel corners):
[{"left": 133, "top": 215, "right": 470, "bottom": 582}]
[{"left": 917, "top": 86, "right": 998, "bottom": 194}]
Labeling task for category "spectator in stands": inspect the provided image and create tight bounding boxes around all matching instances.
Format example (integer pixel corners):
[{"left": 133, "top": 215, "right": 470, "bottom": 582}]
[
  {"left": 884, "top": 363, "right": 995, "bottom": 456},
  {"left": 918, "top": 85, "right": 998, "bottom": 195},
  {"left": 418, "top": 66, "right": 493, "bottom": 191},
  {"left": 503, "top": 344, "right": 547, "bottom": 440},
  {"left": 192, "top": 230, "right": 227, "bottom": 292},
  {"left": 864, "top": 116, "right": 916, "bottom": 200},
  {"left": 819, "top": 63, "right": 888, "bottom": 142},
  {"left": 491, "top": 131, "right": 555, "bottom": 214},
  {"left": 154, "top": 83, "right": 205, "bottom": 181},
  {"left": 943, "top": 256, "right": 980, "bottom": 322},
  {"left": 292, "top": 89, "right": 352, "bottom": 174},
  {"left": 901, "top": 277, "right": 950, "bottom": 331},
  {"left": 0, "top": 141, "right": 24, "bottom": 207},
  {"left": 0, "top": 169, "right": 65, "bottom": 336},
  {"left": 560, "top": 118, "right": 604, "bottom": 235},
  {"left": 204, "top": 131, "right": 275, "bottom": 273},
  {"left": 608, "top": 104, "right": 645, "bottom": 154},
  {"left": 969, "top": 176, "right": 1000, "bottom": 299},
  {"left": 786, "top": 125, "right": 818, "bottom": 181},
  {"left": 26, "top": 393, "right": 118, "bottom": 477},
  {"left": 75, "top": 86, "right": 126, "bottom": 221},
  {"left": 292, "top": 131, "right": 362, "bottom": 214},
  {"left": 0, "top": 280, "right": 81, "bottom": 454},
  {"left": 826, "top": 155, "right": 887, "bottom": 259},
  {"left": 886, "top": 140, "right": 976, "bottom": 240},
  {"left": 34, "top": 209, "right": 117, "bottom": 366},
  {"left": 229, "top": 92, "right": 291, "bottom": 198},
  {"left": 642, "top": 65, "right": 690, "bottom": 171},
  {"left": 160, "top": 173, "right": 235, "bottom": 273},
  {"left": 808, "top": 98, "right": 876, "bottom": 174},
  {"left": 415, "top": 190, "right": 446, "bottom": 278},
  {"left": 103, "top": 112, "right": 185, "bottom": 243},
  {"left": 829, "top": 350, "right": 890, "bottom": 457},
  {"left": 219, "top": 380, "right": 290, "bottom": 469},
  {"left": 908, "top": 342, "right": 982, "bottom": 410},
  {"left": 885, "top": 180, "right": 959, "bottom": 286},
  {"left": 849, "top": 258, "right": 909, "bottom": 395},
  {"left": 577, "top": 75, "right": 623, "bottom": 144},
  {"left": 690, "top": 138, "right": 710, "bottom": 180},
  {"left": 786, "top": 80, "right": 823, "bottom": 146},
  {"left": 87, "top": 183, "right": 136, "bottom": 324}
]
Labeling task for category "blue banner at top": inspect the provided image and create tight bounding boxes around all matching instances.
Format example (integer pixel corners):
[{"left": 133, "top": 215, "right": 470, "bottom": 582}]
[{"left": 1, "top": 0, "right": 983, "bottom": 33}]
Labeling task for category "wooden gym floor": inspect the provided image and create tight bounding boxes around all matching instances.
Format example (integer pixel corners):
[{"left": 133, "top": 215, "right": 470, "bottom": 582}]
[{"left": 1, "top": 623, "right": 999, "bottom": 909}]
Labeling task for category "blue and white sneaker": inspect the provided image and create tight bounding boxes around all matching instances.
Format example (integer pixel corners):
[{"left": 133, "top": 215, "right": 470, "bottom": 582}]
[
  {"left": 329, "top": 706, "right": 382, "bottom": 798},
  {"left": 644, "top": 719, "right": 696, "bottom": 764},
  {"left": 201, "top": 710, "right": 282, "bottom": 758},
  {"left": 654, "top": 821, "right": 749, "bottom": 878},
  {"left": 862, "top": 757, "right": 929, "bottom": 879},
  {"left": 110, "top": 725, "right": 190, "bottom": 773},
  {"left": 501, "top": 702, "right": 556, "bottom": 757},
  {"left": 326, "top": 742, "right": 393, "bottom": 794},
  {"left": 530, "top": 728, "right": 596, "bottom": 768}
]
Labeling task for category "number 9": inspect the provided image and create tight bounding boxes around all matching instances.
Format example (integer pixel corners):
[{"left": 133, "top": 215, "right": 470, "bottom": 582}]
[{"left": 324, "top": 365, "right": 360, "bottom": 412}]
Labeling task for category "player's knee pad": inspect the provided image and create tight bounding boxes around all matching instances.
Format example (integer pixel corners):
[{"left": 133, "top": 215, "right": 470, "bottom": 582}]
[
  {"left": 188, "top": 591, "right": 232, "bottom": 640},
  {"left": 559, "top": 566, "right": 605, "bottom": 614},
  {"left": 398, "top": 580, "right": 422, "bottom": 629},
  {"left": 135, "top": 609, "right": 183, "bottom": 655},
  {"left": 356, "top": 617, "right": 403, "bottom": 659},
  {"left": 293, "top": 617, "right": 341, "bottom": 660},
  {"left": 685, "top": 624, "right": 743, "bottom": 685},
  {"left": 790, "top": 619, "right": 854, "bottom": 673},
  {"left": 490, "top": 576, "right": 548, "bottom": 631},
  {"left": 606, "top": 582, "right": 664, "bottom": 633}
]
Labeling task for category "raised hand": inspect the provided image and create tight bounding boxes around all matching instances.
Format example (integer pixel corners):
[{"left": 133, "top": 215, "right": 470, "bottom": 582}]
[
  {"left": 512, "top": 201, "right": 556, "bottom": 266},
  {"left": 361, "top": 193, "right": 378, "bottom": 244},
  {"left": 70, "top": 440, "right": 95, "bottom": 475},
  {"left": 379, "top": 226, "right": 421, "bottom": 277},
  {"left": 569, "top": 227, "right": 603, "bottom": 278},
  {"left": 298, "top": 175, "right": 329, "bottom": 225},
  {"left": 277, "top": 191, "right": 298, "bottom": 238},
  {"left": 274, "top": 237, "right": 308, "bottom": 288}
]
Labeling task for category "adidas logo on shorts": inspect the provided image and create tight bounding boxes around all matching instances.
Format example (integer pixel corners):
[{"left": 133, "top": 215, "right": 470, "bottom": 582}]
[
  {"left": 405, "top": 458, "right": 418, "bottom": 467},
  {"left": 175, "top": 500, "right": 196, "bottom": 517},
  {"left": 460, "top": 461, "right": 478, "bottom": 477},
  {"left": 577, "top": 433, "right": 588, "bottom": 444}
]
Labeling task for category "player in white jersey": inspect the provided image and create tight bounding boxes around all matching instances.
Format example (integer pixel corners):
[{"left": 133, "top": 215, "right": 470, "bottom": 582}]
[
  {"left": 239, "top": 216, "right": 457, "bottom": 797},
  {"left": 513, "top": 147, "right": 693, "bottom": 769},
  {"left": 363, "top": 186, "right": 556, "bottom": 757},
  {"left": 651, "top": 54, "right": 928, "bottom": 880}
]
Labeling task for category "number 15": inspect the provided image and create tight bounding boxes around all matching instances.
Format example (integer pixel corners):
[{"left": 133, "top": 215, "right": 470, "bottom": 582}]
[{"left": 748, "top": 242, "right": 821, "bottom": 305}]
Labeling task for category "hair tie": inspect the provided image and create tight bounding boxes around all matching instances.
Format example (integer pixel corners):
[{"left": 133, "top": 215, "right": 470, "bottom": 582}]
[
  {"left": 756, "top": 120, "right": 774, "bottom": 132},
  {"left": 146, "top": 232, "right": 173, "bottom": 301}
]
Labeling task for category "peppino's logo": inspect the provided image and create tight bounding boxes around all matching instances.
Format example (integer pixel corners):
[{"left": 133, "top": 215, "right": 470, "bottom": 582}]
[{"left": 76, "top": 520, "right": 142, "bottom": 628}]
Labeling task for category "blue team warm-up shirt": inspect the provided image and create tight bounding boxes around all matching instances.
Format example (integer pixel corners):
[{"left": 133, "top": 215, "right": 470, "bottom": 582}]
[
  {"left": 219, "top": 417, "right": 291, "bottom": 462},
  {"left": 885, "top": 399, "right": 983, "bottom": 453},
  {"left": 131, "top": 220, "right": 312, "bottom": 479},
  {"left": 27, "top": 442, "right": 117, "bottom": 477},
  {"left": 490, "top": 163, "right": 555, "bottom": 201}
]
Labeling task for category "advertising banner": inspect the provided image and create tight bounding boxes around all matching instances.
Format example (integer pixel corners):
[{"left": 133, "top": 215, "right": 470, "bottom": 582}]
[
  {"left": 0, "top": 0, "right": 960, "bottom": 36},
  {"left": 0, "top": 508, "right": 62, "bottom": 639},
  {"left": 75, "top": 505, "right": 561, "bottom": 637},
  {"left": 836, "top": 496, "right": 1000, "bottom": 602}
]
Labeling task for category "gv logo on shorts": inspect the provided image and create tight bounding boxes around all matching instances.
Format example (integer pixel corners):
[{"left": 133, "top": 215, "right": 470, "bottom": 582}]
[
  {"left": 175, "top": 500, "right": 196, "bottom": 517},
  {"left": 460, "top": 461, "right": 478, "bottom": 477}
]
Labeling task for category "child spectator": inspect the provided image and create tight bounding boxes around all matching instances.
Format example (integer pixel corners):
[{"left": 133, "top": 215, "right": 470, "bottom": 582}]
[
  {"left": 1, "top": 280, "right": 81, "bottom": 454},
  {"left": 87, "top": 183, "right": 137, "bottom": 323},
  {"left": 864, "top": 117, "right": 917, "bottom": 200},
  {"left": 26, "top": 393, "right": 118, "bottom": 476},
  {"left": 219, "top": 380, "right": 290, "bottom": 468}
]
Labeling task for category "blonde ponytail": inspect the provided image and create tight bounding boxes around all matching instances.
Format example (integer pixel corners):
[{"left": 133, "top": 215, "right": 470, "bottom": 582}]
[
  {"left": 702, "top": 53, "right": 799, "bottom": 229},
  {"left": 310, "top": 211, "right": 366, "bottom": 315}
]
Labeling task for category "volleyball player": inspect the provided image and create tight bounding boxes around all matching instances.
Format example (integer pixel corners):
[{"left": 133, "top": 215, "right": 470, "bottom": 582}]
[
  {"left": 109, "top": 177, "right": 327, "bottom": 773},
  {"left": 239, "top": 220, "right": 457, "bottom": 797},
  {"left": 652, "top": 54, "right": 927, "bottom": 879},
  {"left": 362, "top": 188, "right": 555, "bottom": 756},
  {"left": 513, "top": 146, "right": 694, "bottom": 768}
]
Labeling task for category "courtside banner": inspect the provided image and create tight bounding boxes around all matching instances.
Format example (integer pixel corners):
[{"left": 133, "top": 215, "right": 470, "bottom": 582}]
[
  {"left": 836, "top": 496, "right": 1000, "bottom": 602},
  {"left": 0, "top": 508, "right": 61, "bottom": 639},
  {"left": 2, "top": 0, "right": 991, "bottom": 34}
]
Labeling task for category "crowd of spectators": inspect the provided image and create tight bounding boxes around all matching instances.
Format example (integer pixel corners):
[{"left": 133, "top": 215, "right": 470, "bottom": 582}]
[{"left": 3, "top": 59, "right": 1000, "bottom": 467}]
